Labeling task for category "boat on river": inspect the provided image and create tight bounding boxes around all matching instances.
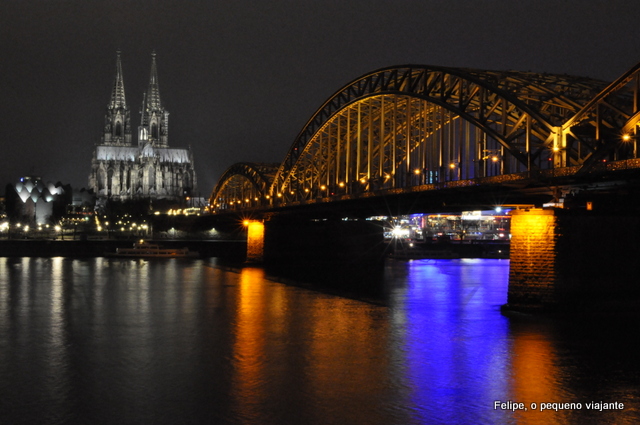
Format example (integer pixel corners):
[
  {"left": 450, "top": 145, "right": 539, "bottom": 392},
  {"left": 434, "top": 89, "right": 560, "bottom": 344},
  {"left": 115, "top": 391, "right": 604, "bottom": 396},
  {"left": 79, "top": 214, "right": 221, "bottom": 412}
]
[{"left": 107, "top": 241, "right": 198, "bottom": 258}]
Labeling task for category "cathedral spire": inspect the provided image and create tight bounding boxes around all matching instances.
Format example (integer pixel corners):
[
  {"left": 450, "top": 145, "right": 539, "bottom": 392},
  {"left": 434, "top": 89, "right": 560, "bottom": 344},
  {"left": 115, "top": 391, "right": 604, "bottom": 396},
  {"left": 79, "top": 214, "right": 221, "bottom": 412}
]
[
  {"left": 103, "top": 50, "right": 131, "bottom": 145},
  {"left": 146, "top": 50, "right": 161, "bottom": 109},
  {"left": 139, "top": 50, "right": 169, "bottom": 147},
  {"left": 109, "top": 50, "right": 127, "bottom": 109}
]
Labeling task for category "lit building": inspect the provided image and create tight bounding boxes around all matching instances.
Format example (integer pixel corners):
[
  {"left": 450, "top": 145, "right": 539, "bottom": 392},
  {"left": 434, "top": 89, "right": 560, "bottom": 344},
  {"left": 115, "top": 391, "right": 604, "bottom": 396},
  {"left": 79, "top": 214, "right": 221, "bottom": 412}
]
[
  {"left": 6, "top": 176, "right": 67, "bottom": 225},
  {"left": 88, "top": 51, "right": 197, "bottom": 204}
]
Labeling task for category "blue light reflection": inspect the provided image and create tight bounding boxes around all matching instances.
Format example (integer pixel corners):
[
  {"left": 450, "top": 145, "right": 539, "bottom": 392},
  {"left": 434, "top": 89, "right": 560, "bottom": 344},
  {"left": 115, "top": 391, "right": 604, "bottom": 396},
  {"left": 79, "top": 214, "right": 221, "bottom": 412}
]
[{"left": 391, "top": 259, "right": 513, "bottom": 424}]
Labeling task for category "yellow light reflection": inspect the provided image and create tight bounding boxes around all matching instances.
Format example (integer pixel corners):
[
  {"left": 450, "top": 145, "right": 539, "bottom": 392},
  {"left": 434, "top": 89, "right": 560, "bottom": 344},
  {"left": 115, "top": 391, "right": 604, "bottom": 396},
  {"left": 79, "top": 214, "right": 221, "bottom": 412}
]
[
  {"left": 46, "top": 257, "right": 70, "bottom": 395},
  {"left": 511, "top": 336, "right": 567, "bottom": 423},
  {"left": 0, "top": 259, "right": 8, "bottom": 337},
  {"left": 229, "top": 267, "right": 388, "bottom": 423},
  {"left": 233, "top": 267, "right": 268, "bottom": 419}
]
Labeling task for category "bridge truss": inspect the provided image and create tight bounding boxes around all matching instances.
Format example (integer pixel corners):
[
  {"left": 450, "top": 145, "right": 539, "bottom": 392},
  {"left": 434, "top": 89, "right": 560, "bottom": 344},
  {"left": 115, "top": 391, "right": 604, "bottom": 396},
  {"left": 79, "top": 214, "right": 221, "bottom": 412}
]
[{"left": 211, "top": 63, "right": 640, "bottom": 212}]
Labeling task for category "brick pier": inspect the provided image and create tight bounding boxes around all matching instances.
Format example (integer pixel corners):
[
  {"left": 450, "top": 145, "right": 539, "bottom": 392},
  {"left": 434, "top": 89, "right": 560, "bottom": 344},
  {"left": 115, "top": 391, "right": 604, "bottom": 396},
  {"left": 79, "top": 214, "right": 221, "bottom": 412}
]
[
  {"left": 505, "top": 208, "right": 640, "bottom": 313},
  {"left": 507, "top": 209, "right": 560, "bottom": 309}
]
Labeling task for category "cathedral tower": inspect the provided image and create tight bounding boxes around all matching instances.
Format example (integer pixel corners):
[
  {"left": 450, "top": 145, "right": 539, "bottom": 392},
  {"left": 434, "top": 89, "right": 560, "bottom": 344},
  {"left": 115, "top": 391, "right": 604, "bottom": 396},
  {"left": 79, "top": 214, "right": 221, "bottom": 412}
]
[
  {"left": 139, "top": 51, "right": 169, "bottom": 148},
  {"left": 102, "top": 51, "right": 132, "bottom": 146}
]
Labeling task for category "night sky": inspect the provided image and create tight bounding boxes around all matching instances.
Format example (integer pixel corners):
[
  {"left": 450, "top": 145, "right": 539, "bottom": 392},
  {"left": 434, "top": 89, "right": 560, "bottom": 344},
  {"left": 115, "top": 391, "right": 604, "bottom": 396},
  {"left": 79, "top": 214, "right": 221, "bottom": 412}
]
[{"left": 2, "top": 0, "right": 640, "bottom": 196}]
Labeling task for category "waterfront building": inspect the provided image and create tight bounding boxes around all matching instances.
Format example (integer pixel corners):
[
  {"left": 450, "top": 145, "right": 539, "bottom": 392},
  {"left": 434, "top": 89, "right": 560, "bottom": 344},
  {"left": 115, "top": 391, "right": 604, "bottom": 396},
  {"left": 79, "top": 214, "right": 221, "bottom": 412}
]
[
  {"left": 5, "top": 176, "right": 68, "bottom": 225},
  {"left": 88, "top": 51, "right": 197, "bottom": 205}
]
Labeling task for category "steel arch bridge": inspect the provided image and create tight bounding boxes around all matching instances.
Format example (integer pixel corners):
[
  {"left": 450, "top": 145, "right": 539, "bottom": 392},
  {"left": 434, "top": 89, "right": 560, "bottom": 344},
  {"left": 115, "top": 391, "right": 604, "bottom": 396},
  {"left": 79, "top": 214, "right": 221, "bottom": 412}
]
[{"left": 210, "top": 63, "right": 640, "bottom": 212}]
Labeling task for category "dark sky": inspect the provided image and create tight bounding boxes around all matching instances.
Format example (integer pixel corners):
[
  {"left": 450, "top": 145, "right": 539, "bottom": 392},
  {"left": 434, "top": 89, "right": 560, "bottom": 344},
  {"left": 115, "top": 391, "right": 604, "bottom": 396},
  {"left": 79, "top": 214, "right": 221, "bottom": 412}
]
[{"left": 2, "top": 0, "right": 640, "bottom": 196}]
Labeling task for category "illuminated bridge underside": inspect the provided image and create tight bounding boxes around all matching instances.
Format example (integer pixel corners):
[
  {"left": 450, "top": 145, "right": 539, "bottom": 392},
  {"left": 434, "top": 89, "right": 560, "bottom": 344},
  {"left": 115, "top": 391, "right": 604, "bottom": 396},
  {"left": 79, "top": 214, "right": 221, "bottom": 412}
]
[{"left": 211, "top": 64, "right": 640, "bottom": 212}]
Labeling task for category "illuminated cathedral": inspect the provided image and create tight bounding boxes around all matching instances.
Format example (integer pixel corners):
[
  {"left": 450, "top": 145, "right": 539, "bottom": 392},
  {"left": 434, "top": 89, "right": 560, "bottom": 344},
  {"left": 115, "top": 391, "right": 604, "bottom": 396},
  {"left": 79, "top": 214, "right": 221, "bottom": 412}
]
[{"left": 89, "top": 51, "right": 196, "bottom": 204}]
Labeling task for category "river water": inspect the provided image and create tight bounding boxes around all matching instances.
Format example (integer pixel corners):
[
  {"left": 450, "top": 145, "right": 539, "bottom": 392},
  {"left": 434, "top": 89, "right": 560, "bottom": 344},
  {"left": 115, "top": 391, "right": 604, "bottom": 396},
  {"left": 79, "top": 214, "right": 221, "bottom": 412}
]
[{"left": 0, "top": 257, "right": 638, "bottom": 425}]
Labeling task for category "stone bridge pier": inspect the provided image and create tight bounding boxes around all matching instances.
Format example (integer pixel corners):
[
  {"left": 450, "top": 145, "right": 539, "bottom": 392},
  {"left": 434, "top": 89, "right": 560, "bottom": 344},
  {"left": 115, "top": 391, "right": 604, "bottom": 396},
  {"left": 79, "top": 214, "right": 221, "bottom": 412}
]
[{"left": 505, "top": 208, "right": 640, "bottom": 314}]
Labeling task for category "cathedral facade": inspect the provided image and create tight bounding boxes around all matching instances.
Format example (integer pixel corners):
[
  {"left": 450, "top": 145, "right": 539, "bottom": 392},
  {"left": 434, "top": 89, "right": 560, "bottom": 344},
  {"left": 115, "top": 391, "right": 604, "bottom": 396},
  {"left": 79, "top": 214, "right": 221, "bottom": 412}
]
[{"left": 89, "top": 51, "right": 197, "bottom": 204}]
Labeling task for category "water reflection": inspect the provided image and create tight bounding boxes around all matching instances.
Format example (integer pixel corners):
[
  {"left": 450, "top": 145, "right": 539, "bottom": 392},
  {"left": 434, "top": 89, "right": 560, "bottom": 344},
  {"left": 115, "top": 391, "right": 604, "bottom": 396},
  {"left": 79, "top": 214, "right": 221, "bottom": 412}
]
[
  {"left": 0, "top": 257, "right": 638, "bottom": 424},
  {"left": 508, "top": 318, "right": 640, "bottom": 425},
  {"left": 510, "top": 330, "right": 567, "bottom": 424},
  {"left": 45, "top": 258, "right": 71, "bottom": 421},
  {"left": 229, "top": 266, "right": 399, "bottom": 424},
  {"left": 390, "top": 259, "right": 512, "bottom": 424},
  {"left": 232, "top": 267, "right": 267, "bottom": 422}
]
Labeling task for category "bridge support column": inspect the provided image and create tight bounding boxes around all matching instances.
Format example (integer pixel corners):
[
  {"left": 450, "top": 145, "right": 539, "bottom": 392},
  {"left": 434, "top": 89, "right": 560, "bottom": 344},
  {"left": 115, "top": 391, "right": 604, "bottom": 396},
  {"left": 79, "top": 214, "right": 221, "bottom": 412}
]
[
  {"left": 245, "top": 220, "right": 265, "bottom": 263},
  {"left": 505, "top": 208, "right": 640, "bottom": 314},
  {"left": 506, "top": 209, "right": 562, "bottom": 310}
]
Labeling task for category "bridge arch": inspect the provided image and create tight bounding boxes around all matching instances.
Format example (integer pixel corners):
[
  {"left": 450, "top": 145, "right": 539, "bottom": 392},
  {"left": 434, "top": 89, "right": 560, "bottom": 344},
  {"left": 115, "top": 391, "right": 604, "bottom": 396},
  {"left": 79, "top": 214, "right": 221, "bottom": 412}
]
[
  {"left": 266, "top": 65, "right": 609, "bottom": 205},
  {"left": 209, "top": 162, "right": 278, "bottom": 211},
  {"left": 212, "top": 63, "right": 640, "bottom": 212}
]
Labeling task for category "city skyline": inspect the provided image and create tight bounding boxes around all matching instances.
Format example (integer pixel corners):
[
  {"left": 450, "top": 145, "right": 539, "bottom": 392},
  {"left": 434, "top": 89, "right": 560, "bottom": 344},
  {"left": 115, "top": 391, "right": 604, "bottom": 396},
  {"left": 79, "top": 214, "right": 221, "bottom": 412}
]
[{"left": 2, "top": 0, "right": 640, "bottom": 195}]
